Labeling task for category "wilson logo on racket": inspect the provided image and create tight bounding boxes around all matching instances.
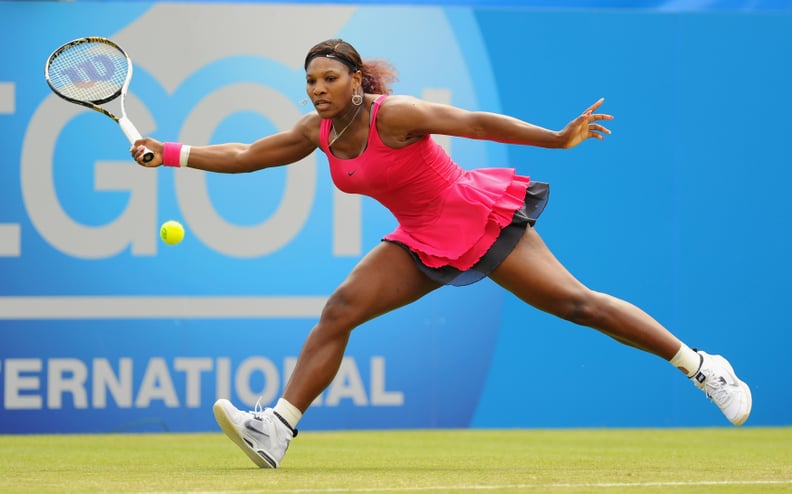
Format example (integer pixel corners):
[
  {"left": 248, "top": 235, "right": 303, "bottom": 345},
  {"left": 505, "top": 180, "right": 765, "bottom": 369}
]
[{"left": 59, "top": 55, "right": 117, "bottom": 89}]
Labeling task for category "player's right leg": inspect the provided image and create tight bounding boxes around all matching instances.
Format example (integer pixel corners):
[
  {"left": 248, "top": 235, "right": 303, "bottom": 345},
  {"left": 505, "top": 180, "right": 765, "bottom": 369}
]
[{"left": 214, "top": 241, "right": 441, "bottom": 467}]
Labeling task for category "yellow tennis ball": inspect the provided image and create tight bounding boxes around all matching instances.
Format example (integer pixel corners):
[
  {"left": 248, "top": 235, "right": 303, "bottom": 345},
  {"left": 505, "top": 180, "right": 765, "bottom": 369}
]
[{"left": 160, "top": 220, "right": 185, "bottom": 245}]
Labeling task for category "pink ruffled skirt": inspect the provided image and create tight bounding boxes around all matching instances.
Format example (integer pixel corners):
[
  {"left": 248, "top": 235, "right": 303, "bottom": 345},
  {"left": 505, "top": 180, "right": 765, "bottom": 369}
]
[{"left": 384, "top": 168, "right": 549, "bottom": 286}]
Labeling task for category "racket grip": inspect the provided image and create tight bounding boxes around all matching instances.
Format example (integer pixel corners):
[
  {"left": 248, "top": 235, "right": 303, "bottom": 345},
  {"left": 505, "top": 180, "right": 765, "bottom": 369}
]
[{"left": 119, "top": 116, "right": 155, "bottom": 163}]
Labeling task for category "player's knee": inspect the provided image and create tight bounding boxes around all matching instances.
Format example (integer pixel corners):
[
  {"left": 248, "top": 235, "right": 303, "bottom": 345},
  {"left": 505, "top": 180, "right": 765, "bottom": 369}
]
[
  {"left": 557, "top": 291, "right": 605, "bottom": 328},
  {"left": 319, "top": 286, "right": 366, "bottom": 332}
]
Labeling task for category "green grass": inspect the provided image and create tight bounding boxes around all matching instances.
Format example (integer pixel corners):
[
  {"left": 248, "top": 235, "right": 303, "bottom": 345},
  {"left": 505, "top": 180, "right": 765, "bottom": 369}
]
[{"left": 1, "top": 428, "right": 790, "bottom": 493}]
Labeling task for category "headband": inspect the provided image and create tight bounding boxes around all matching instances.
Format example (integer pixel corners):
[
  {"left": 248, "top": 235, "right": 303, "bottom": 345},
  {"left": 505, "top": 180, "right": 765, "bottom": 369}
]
[{"left": 304, "top": 52, "right": 359, "bottom": 72}]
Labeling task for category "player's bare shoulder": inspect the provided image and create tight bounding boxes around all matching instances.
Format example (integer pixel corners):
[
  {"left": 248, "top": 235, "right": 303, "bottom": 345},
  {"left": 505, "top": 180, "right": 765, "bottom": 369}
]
[
  {"left": 377, "top": 95, "right": 427, "bottom": 121},
  {"left": 376, "top": 95, "right": 432, "bottom": 145},
  {"left": 379, "top": 94, "right": 477, "bottom": 141}
]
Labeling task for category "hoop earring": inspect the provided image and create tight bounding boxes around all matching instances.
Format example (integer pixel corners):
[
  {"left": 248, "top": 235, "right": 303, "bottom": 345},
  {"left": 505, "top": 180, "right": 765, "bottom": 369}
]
[{"left": 351, "top": 89, "right": 363, "bottom": 106}]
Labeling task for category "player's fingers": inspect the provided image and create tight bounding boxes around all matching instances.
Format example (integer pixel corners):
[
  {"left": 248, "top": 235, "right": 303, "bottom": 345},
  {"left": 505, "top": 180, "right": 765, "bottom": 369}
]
[
  {"left": 590, "top": 113, "right": 614, "bottom": 121},
  {"left": 130, "top": 144, "right": 151, "bottom": 166},
  {"left": 589, "top": 123, "right": 611, "bottom": 135},
  {"left": 584, "top": 97, "right": 605, "bottom": 114}
]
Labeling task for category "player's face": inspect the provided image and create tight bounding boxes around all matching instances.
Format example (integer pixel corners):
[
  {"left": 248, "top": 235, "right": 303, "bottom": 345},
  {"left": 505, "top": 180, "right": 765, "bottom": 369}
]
[{"left": 305, "top": 58, "right": 358, "bottom": 118}]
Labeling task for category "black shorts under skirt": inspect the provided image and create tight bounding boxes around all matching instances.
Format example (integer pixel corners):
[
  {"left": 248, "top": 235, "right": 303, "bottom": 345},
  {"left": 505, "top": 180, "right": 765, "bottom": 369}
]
[{"left": 387, "top": 181, "right": 550, "bottom": 287}]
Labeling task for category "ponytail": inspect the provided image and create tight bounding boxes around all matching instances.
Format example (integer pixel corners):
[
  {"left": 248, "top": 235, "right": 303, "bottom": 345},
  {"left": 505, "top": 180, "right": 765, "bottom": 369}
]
[{"left": 360, "top": 59, "right": 397, "bottom": 94}]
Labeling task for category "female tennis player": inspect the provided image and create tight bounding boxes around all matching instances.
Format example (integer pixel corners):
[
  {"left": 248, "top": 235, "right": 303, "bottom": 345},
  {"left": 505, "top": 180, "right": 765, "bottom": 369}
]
[{"left": 132, "top": 39, "right": 751, "bottom": 469}]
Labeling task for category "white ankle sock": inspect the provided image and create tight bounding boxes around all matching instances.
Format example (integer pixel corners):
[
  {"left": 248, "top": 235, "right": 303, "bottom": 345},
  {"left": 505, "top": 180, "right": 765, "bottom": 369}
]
[
  {"left": 273, "top": 398, "right": 302, "bottom": 429},
  {"left": 669, "top": 343, "right": 702, "bottom": 378}
]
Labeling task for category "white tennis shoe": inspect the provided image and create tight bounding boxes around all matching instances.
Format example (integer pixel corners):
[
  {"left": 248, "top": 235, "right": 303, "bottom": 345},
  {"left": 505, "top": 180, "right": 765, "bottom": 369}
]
[
  {"left": 692, "top": 351, "right": 752, "bottom": 426},
  {"left": 213, "top": 398, "right": 297, "bottom": 468}
]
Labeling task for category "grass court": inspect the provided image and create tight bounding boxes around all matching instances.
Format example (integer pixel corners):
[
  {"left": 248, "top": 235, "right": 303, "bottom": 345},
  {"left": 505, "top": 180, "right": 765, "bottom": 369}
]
[{"left": 2, "top": 427, "right": 790, "bottom": 493}]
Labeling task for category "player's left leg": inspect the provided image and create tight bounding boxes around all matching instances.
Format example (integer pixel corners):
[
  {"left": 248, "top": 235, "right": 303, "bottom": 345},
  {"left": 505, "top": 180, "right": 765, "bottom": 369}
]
[{"left": 488, "top": 227, "right": 751, "bottom": 426}]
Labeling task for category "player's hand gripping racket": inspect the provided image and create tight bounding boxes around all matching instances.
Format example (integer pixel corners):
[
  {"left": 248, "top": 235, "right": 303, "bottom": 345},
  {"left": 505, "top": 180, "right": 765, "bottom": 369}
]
[{"left": 45, "top": 36, "right": 154, "bottom": 163}]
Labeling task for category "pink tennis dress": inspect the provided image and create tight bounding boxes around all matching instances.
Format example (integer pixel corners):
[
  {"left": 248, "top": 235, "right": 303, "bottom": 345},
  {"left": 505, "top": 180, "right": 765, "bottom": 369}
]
[{"left": 319, "top": 95, "right": 546, "bottom": 283}]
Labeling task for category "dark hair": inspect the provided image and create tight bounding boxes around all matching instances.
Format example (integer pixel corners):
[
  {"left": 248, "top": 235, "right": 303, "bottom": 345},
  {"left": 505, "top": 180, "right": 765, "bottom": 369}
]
[{"left": 304, "top": 39, "right": 397, "bottom": 94}]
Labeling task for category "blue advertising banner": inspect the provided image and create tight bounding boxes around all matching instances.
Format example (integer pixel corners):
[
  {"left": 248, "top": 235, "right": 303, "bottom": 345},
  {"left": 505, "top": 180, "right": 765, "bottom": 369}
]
[
  {"left": 1, "top": 3, "right": 508, "bottom": 433},
  {"left": 0, "top": 2, "right": 789, "bottom": 432}
]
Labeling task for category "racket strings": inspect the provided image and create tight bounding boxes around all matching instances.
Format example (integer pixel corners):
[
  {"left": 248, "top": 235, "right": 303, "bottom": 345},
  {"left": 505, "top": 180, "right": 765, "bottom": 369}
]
[{"left": 47, "top": 42, "right": 129, "bottom": 103}]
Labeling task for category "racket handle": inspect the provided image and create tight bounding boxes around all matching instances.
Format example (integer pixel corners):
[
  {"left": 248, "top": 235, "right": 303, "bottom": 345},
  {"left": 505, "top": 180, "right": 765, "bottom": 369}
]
[
  {"left": 140, "top": 148, "right": 155, "bottom": 163},
  {"left": 119, "top": 116, "right": 155, "bottom": 163}
]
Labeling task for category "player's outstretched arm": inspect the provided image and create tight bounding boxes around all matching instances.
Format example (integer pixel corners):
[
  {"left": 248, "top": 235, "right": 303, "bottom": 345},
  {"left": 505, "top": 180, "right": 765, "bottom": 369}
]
[
  {"left": 380, "top": 96, "right": 612, "bottom": 150},
  {"left": 131, "top": 113, "right": 320, "bottom": 173}
]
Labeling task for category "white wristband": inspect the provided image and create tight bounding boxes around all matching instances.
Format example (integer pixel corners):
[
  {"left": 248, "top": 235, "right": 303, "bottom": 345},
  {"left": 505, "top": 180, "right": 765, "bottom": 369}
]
[{"left": 179, "top": 144, "right": 191, "bottom": 168}]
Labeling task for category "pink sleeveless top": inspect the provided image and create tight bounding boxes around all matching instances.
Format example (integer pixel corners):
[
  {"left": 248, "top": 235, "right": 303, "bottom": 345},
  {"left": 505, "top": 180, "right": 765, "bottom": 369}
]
[{"left": 319, "top": 95, "right": 530, "bottom": 270}]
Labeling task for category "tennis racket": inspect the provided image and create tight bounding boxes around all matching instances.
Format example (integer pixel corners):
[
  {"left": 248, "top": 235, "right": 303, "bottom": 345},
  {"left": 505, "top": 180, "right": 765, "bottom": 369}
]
[{"left": 45, "top": 36, "right": 154, "bottom": 163}]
